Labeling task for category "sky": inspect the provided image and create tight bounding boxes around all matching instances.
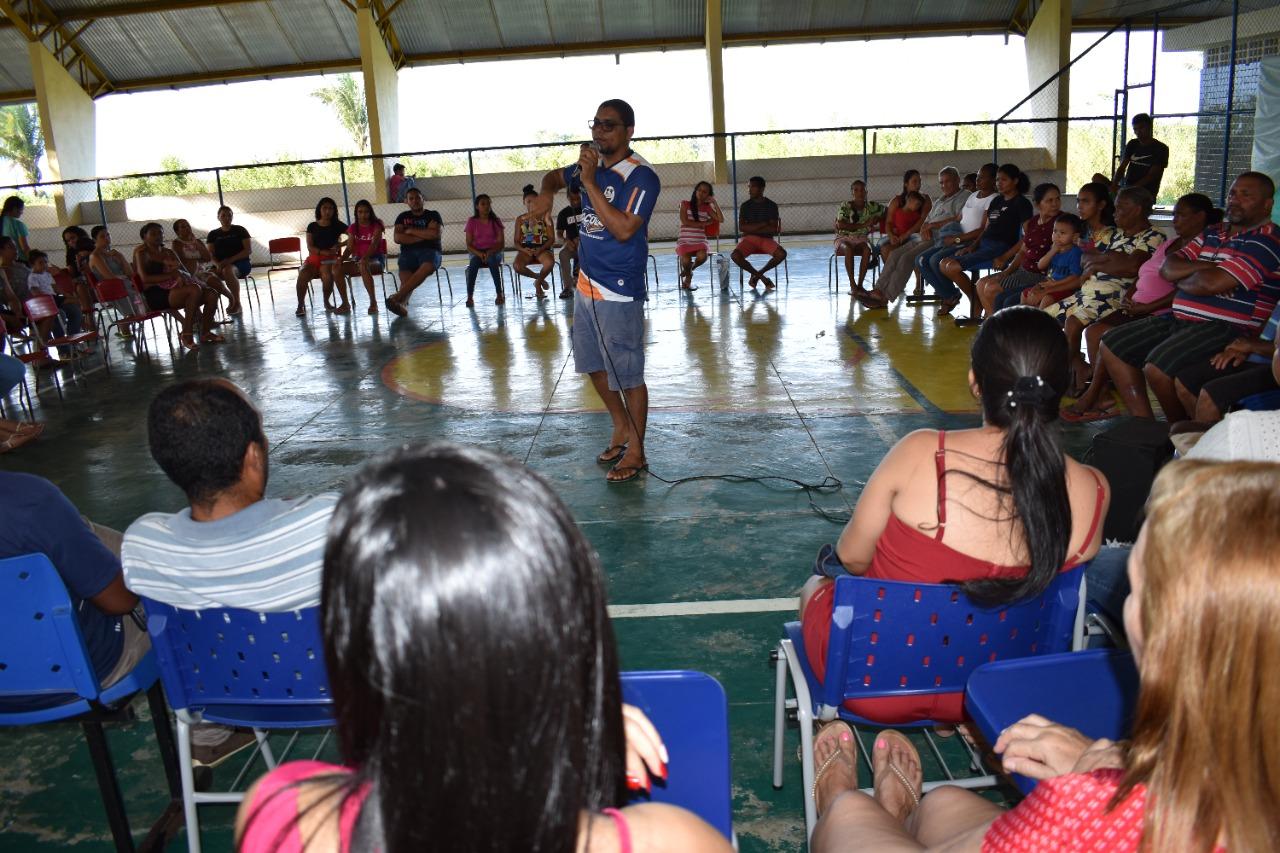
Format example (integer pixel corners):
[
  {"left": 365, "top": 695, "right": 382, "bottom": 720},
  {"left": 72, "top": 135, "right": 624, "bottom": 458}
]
[{"left": 3, "top": 29, "right": 1203, "bottom": 184}]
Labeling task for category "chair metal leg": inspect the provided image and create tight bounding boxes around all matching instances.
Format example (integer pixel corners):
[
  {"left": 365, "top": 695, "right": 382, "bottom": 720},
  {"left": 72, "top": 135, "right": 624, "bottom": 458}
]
[
  {"left": 175, "top": 716, "right": 202, "bottom": 853},
  {"left": 82, "top": 719, "right": 136, "bottom": 852},
  {"left": 773, "top": 643, "right": 788, "bottom": 789}
]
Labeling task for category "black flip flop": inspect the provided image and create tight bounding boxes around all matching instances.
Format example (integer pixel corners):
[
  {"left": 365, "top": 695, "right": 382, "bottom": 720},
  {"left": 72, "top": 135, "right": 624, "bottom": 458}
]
[
  {"left": 607, "top": 463, "right": 647, "bottom": 484},
  {"left": 596, "top": 444, "right": 627, "bottom": 465}
]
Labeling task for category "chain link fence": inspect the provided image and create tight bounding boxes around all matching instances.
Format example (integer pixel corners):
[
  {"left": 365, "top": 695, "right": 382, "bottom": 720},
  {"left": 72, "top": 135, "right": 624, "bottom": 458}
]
[{"left": 0, "top": 4, "right": 1272, "bottom": 261}]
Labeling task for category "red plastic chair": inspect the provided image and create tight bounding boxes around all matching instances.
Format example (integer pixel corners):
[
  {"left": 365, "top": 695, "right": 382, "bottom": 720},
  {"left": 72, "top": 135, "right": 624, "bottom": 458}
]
[
  {"left": 3, "top": 307, "right": 63, "bottom": 404},
  {"left": 267, "top": 237, "right": 303, "bottom": 304},
  {"left": 22, "top": 295, "right": 105, "bottom": 384},
  {"left": 91, "top": 277, "right": 172, "bottom": 356}
]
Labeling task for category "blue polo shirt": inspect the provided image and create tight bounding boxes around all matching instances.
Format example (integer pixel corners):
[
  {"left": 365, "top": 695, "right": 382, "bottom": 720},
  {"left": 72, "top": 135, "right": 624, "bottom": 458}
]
[
  {"left": 563, "top": 150, "right": 660, "bottom": 301},
  {"left": 0, "top": 473, "right": 124, "bottom": 681}
]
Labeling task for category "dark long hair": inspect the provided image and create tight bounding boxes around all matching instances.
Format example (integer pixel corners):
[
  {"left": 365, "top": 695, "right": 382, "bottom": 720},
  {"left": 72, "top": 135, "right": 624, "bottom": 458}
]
[
  {"left": 689, "top": 181, "right": 713, "bottom": 222},
  {"left": 315, "top": 444, "right": 626, "bottom": 851},
  {"left": 998, "top": 163, "right": 1031, "bottom": 196},
  {"left": 352, "top": 199, "right": 382, "bottom": 228},
  {"left": 472, "top": 193, "right": 498, "bottom": 222},
  {"left": 314, "top": 197, "right": 339, "bottom": 221},
  {"left": 1079, "top": 181, "right": 1116, "bottom": 226},
  {"left": 962, "top": 306, "right": 1072, "bottom": 606},
  {"left": 897, "top": 169, "right": 920, "bottom": 206}
]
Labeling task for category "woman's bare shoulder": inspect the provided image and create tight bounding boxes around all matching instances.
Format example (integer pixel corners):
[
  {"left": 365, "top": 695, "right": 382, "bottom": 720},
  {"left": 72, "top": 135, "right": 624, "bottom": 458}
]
[{"left": 609, "top": 803, "right": 734, "bottom": 853}]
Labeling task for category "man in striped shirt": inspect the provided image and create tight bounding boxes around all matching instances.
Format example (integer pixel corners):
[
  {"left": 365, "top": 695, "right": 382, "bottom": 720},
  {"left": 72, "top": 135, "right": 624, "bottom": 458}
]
[
  {"left": 122, "top": 380, "right": 335, "bottom": 613},
  {"left": 1092, "top": 172, "right": 1280, "bottom": 421}
]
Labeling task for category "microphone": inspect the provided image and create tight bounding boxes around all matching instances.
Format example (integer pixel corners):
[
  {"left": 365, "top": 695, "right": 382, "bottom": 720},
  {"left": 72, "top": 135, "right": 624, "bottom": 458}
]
[{"left": 572, "top": 142, "right": 603, "bottom": 182}]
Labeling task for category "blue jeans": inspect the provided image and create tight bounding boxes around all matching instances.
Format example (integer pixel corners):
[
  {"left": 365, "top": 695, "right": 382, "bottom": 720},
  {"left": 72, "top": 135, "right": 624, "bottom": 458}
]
[
  {"left": 1085, "top": 545, "right": 1131, "bottom": 646},
  {"left": 466, "top": 252, "right": 503, "bottom": 298},
  {"left": 0, "top": 351, "right": 23, "bottom": 397},
  {"left": 916, "top": 242, "right": 964, "bottom": 298}
]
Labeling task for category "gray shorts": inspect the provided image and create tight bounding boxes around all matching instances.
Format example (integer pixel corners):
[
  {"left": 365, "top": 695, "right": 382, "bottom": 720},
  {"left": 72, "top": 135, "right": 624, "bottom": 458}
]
[{"left": 572, "top": 290, "right": 645, "bottom": 391}]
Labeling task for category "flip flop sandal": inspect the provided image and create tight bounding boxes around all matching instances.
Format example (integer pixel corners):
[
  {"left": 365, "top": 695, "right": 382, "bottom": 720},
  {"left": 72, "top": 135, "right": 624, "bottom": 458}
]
[
  {"left": 810, "top": 720, "right": 856, "bottom": 817},
  {"left": 607, "top": 463, "right": 647, "bottom": 484},
  {"left": 954, "top": 316, "right": 983, "bottom": 327},
  {"left": 874, "top": 730, "right": 922, "bottom": 817},
  {"left": 385, "top": 297, "right": 407, "bottom": 317},
  {"left": 596, "top": 444, "right": 628, "bottom": 465},
  {"left": 937, "top": 299, "right": 961, "bottom": 316}
]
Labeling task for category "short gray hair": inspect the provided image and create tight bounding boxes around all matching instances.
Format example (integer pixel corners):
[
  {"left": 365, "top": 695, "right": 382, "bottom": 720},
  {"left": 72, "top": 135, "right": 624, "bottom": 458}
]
[{"left": 939, "top": 166, "right": 960, "bottom": 180}]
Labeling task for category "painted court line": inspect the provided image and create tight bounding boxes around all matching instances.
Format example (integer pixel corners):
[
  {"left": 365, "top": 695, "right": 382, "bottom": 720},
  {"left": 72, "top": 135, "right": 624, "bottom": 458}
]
[{"left": 608, "top": 597, "right": 797, "bottom": 619}]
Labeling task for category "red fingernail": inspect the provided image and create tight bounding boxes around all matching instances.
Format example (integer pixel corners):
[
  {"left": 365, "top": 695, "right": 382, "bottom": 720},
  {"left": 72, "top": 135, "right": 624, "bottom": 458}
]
[
  {"left": 626, "top": 775, "right": 642, "bottom": 791},
  {"left": 660, "top": 763, "right": 668, "bottom": 780}
]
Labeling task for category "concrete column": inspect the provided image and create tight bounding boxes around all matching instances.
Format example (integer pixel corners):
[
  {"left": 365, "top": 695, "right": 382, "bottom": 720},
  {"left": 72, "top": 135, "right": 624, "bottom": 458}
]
[
  {"left": 357, "top": 3, "right": 400, "bottom": 203},
  {"left": 706, "top": 0, "right": 728, "bottom": 183},
  {"left": 1023, "top": 0, "right": 1072, "bottom": 170},
  {"left": 29, "top": 42, "right": 96, "bottom": 225}
]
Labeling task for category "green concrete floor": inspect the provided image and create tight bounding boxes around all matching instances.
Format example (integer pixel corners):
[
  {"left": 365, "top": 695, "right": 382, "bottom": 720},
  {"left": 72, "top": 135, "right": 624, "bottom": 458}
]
[{"left": 0, "top": 245, "right": 1114, "bottom": 850}]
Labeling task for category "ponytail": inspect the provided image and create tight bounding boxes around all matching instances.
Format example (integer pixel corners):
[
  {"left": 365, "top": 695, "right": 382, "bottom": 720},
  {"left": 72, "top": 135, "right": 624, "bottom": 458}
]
[
  {"left": 999, "top": 163, "right": 1031, "bottom": 196},
  {"left": 961, "top": 308, "right": 1073, "bottom": 607}
]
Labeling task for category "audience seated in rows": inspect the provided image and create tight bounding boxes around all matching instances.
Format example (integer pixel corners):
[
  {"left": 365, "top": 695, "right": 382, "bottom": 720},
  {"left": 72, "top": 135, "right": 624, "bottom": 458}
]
[
  {"left": 1064, "top": 193, "right": 1221, "bottom": 421},
  {"left": 915, "top": 164, "right": 997, "bottom": 307},
  {"left": 342, "top": 199, "right": 387, "bottom": 316},
  {"left": 809, "top": 459, "right": 1280, "bottom": 852},
  {"left": 879, "top": 170, "right": 932, "bottom": 262},
  {"left": 295, "top": 197, "right": 349, "bottom": 317},
  {"left": 464, "top": 193, "right": 505, "bottom": 307},
  {"left": 88, "top": 226, "right": 148, "bottom": 326},
  {"left": 975, "top": 182, "right": 1061, "bottom": 315},
  {"left": 171, "top": 218, "right": 235, "bottom": 308},
  {"left": 938, "top": 163, "right": 1033, "bottom": 326},
  {"left": 732, "top": 176, "right": 787, "bottom": 291},
  {"left": 385, "top": 187, "right": 442, "bottom": 317},
  {"left": 1173, "top": 297, "right": 1280, "bottom": 426},
  {"left": 0, "top": 239, "right": 85, "bottom": 349},
  {"left": 514, "top": 184, "right": 556, "bottom": 299},
  {"left": 677, "top": 181, "right": 724, "bottom": 291},
  {"left": 556, "top": 186, "right": 584, "bottom": 298},
  {"left": 865, "top": 167, "right": 969, "bottom": 307},
  {"left": 233, "top": 444, "right": 733, "bottom": 852},
  {"left": 1014, "top": 213, "right": 1085, "bottom": 312},
  {"left": 206, "top": 206, "right": 251, "bottom": 316},
  {"left": 1083, "top": 172, "right": 1280, "bottom": 423},
  {"left": 798, "top": 306, "right": 1108, "bottom": 724},
  {"left": 1045, "top": 187, "right": 1165, "bottom": 393}
]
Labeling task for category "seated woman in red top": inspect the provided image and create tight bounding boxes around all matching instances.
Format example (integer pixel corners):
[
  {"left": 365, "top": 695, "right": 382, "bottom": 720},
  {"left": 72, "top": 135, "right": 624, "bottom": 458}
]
[
  {"left": 808, "top": 459, "right": 1280, "bottom": 853},
  {"left": 234, "top": 444, "right": 731, "bottom": 853},
  {"left": 799, "top": 306, "right": 1109, "bottom": 724}
]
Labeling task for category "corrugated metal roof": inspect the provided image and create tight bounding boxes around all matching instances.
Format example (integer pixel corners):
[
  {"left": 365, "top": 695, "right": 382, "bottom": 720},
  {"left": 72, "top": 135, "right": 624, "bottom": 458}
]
[{"left": 0, "top": 0, "right": 1263, "bottom": 103}]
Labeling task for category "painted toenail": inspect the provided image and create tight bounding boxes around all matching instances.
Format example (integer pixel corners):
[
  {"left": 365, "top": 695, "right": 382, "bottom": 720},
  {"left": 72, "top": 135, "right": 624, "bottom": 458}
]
[{"left": 876, "top": 738, "right": 886, "bottom": 749}]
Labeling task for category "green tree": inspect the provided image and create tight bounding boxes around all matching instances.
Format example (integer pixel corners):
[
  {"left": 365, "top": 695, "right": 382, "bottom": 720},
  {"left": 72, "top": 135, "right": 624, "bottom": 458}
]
[
  {"left": 0, "top": 103, "right": 44, "bottom": 185},
  {"left": 312, "top": 74, "right": 369, "bottom": 154}
]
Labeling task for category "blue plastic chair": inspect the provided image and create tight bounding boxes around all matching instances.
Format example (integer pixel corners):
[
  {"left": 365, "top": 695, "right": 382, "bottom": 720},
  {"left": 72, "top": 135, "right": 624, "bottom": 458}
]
[
  {"left": 0, "top": 554, "right": 182, "bottom": 851},
  {"left": 1239, "top": 388, "right": 1280, "bottom": 411},
  {"left": 620, "top": 670, "right": 734, "bottom": 842},
  {"left": 965, "top": 649, "right": 1139, "bottom": 794},
  {"left": 142, "top": 600, "right": 334, "bottom": 853},
  {"left": 773, "top": 561, "right": 1087, "bottom": 839}
]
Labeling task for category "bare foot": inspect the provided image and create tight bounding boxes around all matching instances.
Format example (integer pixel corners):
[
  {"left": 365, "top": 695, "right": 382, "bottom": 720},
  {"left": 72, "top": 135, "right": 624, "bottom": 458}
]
[
  {"left": 762, "top": 275, "right": 776, "bottom": 291},
  {"left": 812, "top": 721, "right": 857, "bottom": 817},
  {"left": 872, "top": 730, "right": 922, "bottom": 824}
]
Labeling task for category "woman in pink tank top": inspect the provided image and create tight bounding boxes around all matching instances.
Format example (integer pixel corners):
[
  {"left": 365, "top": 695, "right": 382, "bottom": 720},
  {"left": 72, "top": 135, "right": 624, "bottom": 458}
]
[
  {"left": 799, "top": 307, "right": 1109, "bottom": 723},
  {"left": 236, "top": 445, "right": 731, "bottom": 853}
]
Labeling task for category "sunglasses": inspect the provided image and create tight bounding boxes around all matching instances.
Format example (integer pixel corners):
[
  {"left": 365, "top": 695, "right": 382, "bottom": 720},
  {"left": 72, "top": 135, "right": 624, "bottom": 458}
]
[{"left": 588, "top": 119, "right": 623, "bottom": 131}]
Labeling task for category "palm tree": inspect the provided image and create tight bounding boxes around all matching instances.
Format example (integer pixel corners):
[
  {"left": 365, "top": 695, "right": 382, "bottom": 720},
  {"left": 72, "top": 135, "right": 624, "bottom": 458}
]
[
  {"left": 0, "top": 104, "right": 43, "bottom": 185},
  {"left": 311, "top": 74, "right": 369, "bottom": 154}
]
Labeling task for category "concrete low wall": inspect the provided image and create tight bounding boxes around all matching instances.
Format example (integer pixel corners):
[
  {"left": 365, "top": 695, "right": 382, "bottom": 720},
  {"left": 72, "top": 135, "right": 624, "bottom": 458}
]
[{"left": 19, "top": 147, "right": 1063, "bottom": 264}]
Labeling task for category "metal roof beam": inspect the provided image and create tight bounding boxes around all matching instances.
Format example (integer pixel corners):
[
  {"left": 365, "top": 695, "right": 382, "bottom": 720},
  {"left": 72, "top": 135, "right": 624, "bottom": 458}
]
[
  {"left": 104, "top": 58, "right": 361, "bottom": 94},
  {"left": 0, "top": 0, "right": 114, "bottom": 96}
]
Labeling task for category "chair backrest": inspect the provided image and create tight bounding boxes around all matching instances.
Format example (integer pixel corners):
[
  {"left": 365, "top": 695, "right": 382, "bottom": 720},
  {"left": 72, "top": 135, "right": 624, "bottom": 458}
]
[
  {"left": 0, "top": 554, "right": 101, "bottom": 702},
  {"left": 619, "top": 671, "right": 733, "bottom": 841},
  {"left": 818, "top": 564, "right": 1086, "bottom": 713},
  {"left": 92, "top": 277, "right": 127, "bottom": 304},
  {"left": 52, "top": 270, "right": 78, "bottom": 297},
  {"left": 1240, "top": 389, "right": 1280, "bottom": 411},
  {"left": 22, "top": 296, "right": 59, "bottom": 323},
  {"left": 269, "top": 237, "right": 301, "bottom": 256},
  {"left": 141, "top": 599, "right": 332, "bottom": 723}
]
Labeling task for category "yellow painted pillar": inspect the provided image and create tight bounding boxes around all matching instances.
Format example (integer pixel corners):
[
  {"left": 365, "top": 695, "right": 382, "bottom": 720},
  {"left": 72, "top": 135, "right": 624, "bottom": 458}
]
[
  {"left": 1023, "top": 0, "right": 1072, "bottom": 170},
  {"left": 29, "top": 42, "right": 96, "bottom": 225},
  {"left": 706, "top": 0, "right": 728, "bottom": 183},
  {"left": 357, "top": 2, "right": 400, "bottom": 203}
]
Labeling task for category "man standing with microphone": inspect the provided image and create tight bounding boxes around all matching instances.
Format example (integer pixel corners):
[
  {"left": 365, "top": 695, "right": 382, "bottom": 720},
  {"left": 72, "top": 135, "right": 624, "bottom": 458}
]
[{"left": 533, "top": 99, "right": 660, "bottom": 483}]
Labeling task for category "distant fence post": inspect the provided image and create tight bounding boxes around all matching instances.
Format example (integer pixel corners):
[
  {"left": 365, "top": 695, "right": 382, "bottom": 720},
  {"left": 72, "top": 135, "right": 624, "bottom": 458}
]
[
  {"left": 1220, "top": 0, "right": 1240, "bottom": 205},
  {"left": 861, "top": 128, "right": 868, "bottom": 185},
  {"left": 339, "top": 158, "right": 351, "bottom": 223},
  {"left": 729, "top": 133, "right": 739, "bottom": 239},
  {"left": 215, "top": 169, "right": 224, "bottom": 208},
  {"left": 95, "top": 180, "right": 106, "bottom": 227},
  {"left": 467, "top": 150, "right": 476, "bottom": 203},
  {"left": 992, "top": 121, "right": 999, "bottom": 166}
]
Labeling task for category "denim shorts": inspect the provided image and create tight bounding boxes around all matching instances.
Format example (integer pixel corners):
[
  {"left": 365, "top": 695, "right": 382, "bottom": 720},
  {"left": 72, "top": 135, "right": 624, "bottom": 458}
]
[
  {"left": 398, "top": 245, "right": 442, "bottom": 273},
  {"left": 572, "top": 290, "right": 644, "bottom": 391},
  {"left": 233, "top": 258, "right": 252, "bottom": 278}
]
